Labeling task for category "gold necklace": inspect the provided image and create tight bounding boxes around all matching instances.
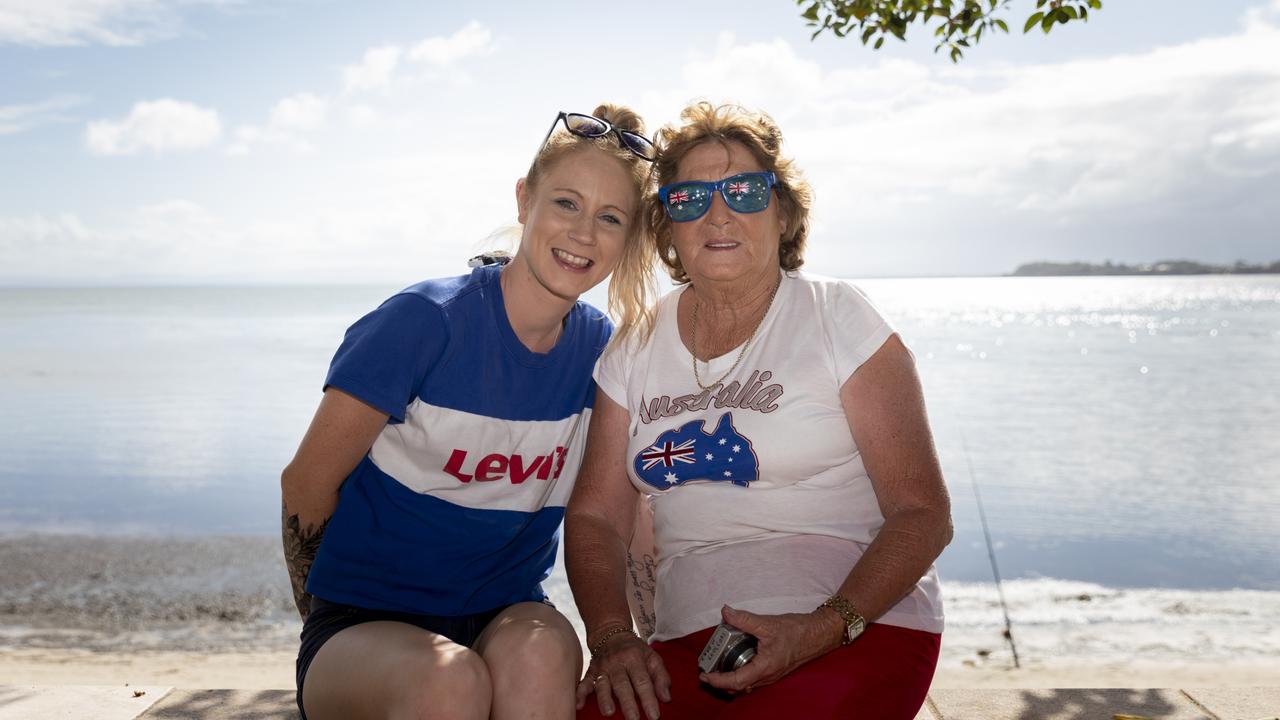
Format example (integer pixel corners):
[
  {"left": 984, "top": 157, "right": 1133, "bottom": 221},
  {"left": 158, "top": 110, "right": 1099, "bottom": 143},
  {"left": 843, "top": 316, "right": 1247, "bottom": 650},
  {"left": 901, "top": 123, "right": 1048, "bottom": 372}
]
[{"left": 690, "top": 275, "right": 780, "bottom": 391}]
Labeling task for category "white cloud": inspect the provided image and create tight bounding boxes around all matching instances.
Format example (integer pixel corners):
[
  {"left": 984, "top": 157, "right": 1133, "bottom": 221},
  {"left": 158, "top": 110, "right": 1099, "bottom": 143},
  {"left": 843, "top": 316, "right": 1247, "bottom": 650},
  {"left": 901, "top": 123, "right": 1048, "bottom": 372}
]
[
  {"left": 0, "top": 0, "right": 233, "bottom": 47},
  {"left": 0, "top": 139, "right": 523, "bottom": 284},
  {"left": 343, "top": 103, "right": 379, "bottom": 128},
  {"left": 639, "top": 11, "right": 1280, "bottom": 275},
  {"left": 242, "top": 22, "right": 495, "bottom": 157},
  {"left": 238, "top": 23, "right": 495, "bottom": 157},
  {"left": 226, "top": 92, "right": 329, "bottom": 155},
  {"left": 269, "top": 92, "right": 327, "bottom": 132},
  {"left": 406, "top": 21, "right": 493, "bottom": 66},
  {"left": 0, "top": 94, "right": 86, "bottom": 134},
  {"left": 1244, "top": 0, "right": 1280, "bottom": 27},
  {"left": 342, "top": 45, "right": 402, "bottom": 94},
  {"left": 85, "top": 98, "right": 221, "bottom": 155},
  {"left": 340, "top": 23, "right": 494, "bottom": 96}
]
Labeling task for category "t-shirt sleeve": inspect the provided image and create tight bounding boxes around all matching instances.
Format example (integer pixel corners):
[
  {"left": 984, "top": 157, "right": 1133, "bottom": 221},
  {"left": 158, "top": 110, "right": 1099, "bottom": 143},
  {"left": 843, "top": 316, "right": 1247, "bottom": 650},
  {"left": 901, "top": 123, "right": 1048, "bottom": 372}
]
[
  {"left": 324, "top": 293, "right": 447, "bottom": 422},
  {"left": 593, "top": 333, "right": 631, "bottom": 409},
  {"left": 822, "top": 280, "right": 896, "bottom": 383}
]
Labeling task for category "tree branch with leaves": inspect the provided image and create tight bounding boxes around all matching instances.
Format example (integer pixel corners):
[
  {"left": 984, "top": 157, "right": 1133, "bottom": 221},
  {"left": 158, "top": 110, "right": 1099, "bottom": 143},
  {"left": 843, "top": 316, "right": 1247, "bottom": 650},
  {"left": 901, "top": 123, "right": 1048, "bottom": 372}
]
[{"left": 798, "top": 0, "right": 1103, "bottom": 62}]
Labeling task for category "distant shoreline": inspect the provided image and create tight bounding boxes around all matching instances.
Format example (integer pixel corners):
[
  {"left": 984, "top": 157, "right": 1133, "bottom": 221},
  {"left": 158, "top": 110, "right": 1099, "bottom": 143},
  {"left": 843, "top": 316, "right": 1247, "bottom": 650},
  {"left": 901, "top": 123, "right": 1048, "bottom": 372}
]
[{"left": 1010, "top": 259, "right": 1280, "bottom": 277}]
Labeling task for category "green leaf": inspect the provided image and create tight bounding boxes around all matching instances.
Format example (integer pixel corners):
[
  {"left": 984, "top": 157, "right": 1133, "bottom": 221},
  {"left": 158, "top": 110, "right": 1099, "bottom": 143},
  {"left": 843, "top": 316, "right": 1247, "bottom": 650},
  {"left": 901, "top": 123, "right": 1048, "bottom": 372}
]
[
  {"left": 1024, "top": 11, "right": 1044, "bottom": 33},
  {"left": 861, "top": 26, "right": 878, "bottom": 43},
  {"left": 994, "top": 18, "right": 1009, "bottom": 32},
  {"left": 950, "top": 45, "right": 963, "bottom": 62},
  {"left": 1079, "top": 6, "right": 1088, "bottom": 21},
  {"left": 1088, "top": 0, "right": 1102, "bottom": 9},
  {"left": 1060, "top": 6, "right": 1077, "bottom": 21},
  {"left": 1041, "top": 9, "right": 1057, "bottom": 32},
  {"left": 874, "top": 36, "right": 885, "bottom": 49},
  {"left": 802, "top": 3, "right": 820, "bottom": 21}
]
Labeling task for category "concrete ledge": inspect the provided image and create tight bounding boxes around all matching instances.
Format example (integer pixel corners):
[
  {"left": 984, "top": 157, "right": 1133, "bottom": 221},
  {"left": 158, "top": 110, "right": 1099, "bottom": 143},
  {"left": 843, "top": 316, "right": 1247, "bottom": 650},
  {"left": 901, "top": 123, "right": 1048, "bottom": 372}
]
[
  {"left": 2, "top": 686, "right": 1276, "bottom": 719},
  {"left": 1182, "top": 687, "right": 1280, "bottom": 720},
  {"left": 0, "top": 685, "right": 171, "bottom": 720},
  {"left": 139, "top": 689, "right": 298, "bottom": 719},
  {"left": 926, "top": 688, "right": 1209, "bottom": 719}
]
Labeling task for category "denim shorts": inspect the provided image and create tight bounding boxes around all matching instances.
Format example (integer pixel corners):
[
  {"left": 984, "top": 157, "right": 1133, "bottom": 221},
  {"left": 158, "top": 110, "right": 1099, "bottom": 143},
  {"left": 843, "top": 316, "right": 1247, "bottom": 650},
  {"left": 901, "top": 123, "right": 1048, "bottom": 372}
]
[{"left": 295, "top": 596, "right": 508, "bottom": 719}]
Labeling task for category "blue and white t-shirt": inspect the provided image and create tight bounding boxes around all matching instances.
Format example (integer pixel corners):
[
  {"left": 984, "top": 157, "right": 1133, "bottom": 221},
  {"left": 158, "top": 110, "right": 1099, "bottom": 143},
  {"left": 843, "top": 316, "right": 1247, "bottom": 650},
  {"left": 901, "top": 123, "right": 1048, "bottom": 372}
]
[{"left": 307, "top": 264, "right": 612, "bottom": 615}]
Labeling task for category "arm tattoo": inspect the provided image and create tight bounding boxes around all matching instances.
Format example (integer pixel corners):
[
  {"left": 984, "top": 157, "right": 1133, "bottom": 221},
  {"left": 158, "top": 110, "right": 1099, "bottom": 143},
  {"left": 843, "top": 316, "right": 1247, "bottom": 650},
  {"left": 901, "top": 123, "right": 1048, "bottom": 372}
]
[
  {"left": 282, "top": 502, "right": 329, "bottom": 620},
  {"left": 626, "top": 551, "right": 658, "bottom": 639}
]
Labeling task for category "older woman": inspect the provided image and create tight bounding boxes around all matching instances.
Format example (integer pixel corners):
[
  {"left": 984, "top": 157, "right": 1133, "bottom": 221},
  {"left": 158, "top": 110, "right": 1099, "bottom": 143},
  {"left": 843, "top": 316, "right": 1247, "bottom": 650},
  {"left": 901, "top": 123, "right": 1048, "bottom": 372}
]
[{"left": 565, "top": 102, "right": 951, "bottom": 720}]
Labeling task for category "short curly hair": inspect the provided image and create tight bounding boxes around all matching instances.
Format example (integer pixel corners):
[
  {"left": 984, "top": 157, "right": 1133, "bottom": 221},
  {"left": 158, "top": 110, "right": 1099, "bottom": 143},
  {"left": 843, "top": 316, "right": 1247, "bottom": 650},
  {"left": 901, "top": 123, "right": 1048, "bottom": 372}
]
[{"left": 645, "top": 102, "right": 813, "bottom": 284}]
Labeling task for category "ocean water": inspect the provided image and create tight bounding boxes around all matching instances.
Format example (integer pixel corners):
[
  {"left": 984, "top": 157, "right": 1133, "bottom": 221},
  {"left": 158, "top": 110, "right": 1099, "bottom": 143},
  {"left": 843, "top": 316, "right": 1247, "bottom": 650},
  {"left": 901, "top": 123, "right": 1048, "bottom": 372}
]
[{"left": 1, "top": 275, "right": 1278, "bottom": 590}]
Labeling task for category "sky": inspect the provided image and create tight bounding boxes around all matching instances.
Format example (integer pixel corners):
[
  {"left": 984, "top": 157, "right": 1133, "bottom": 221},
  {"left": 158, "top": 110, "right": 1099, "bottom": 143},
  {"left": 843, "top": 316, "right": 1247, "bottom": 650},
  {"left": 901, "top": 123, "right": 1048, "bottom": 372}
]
[{"left": 1, "top": 0, "right": 1278, "bottom": 285}]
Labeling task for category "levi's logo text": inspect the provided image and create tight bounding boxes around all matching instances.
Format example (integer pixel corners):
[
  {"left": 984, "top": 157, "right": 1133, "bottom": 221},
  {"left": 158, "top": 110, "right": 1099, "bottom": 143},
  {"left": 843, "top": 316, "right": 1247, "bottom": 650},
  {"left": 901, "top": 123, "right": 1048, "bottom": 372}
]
[
  {"left": 443, "top": 446, "right": 568, "bottom": 484},
  {"left": 633, "top": 412, "right": 759, "bottom": 490}
]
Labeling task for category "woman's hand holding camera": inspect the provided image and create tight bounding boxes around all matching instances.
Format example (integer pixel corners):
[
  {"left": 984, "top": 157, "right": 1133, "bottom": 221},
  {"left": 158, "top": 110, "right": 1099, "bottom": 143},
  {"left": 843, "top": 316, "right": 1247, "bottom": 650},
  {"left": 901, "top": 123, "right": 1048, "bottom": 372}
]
[
  {"left": 698, "top": 605, "right": 844, "bottom": 694},
  {"left": 577, "top": 627, "right": 672, "bottom": 720}
]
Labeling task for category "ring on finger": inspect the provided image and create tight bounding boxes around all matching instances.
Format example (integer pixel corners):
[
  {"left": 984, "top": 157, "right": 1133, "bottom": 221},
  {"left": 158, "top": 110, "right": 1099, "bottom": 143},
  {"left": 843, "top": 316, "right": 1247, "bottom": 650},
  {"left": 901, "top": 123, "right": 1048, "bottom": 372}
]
[{"left": 593, "top": 673, "right": 607, "bottom": 683}]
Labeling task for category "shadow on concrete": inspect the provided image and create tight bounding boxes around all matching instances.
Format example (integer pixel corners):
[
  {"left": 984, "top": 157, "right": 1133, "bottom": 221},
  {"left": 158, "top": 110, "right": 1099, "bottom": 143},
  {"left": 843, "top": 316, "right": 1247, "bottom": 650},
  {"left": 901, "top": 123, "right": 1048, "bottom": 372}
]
[
  {"left": 0, "top": 688, "right": 26, "bottom": 710},
  {"left": 140, "top": 689, "right": 299, "bottom": 719},
  {"left": 1013, "top": 688, "right": 1196, "bottom": 720}
]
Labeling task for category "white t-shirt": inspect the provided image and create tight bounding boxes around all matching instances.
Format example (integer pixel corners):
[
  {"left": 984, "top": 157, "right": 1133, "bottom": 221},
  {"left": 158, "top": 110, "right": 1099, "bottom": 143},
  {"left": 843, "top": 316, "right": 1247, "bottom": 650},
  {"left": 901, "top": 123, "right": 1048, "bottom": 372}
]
[{"left": 595, "top": 271, "right": 945, "bottom": 641}]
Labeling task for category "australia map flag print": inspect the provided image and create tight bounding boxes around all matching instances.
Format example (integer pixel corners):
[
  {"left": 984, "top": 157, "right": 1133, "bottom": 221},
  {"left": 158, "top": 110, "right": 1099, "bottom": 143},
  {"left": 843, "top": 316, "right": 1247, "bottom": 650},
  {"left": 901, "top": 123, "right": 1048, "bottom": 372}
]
[{"left": 633, "top": 412, "right": 760, "bottom": 490}]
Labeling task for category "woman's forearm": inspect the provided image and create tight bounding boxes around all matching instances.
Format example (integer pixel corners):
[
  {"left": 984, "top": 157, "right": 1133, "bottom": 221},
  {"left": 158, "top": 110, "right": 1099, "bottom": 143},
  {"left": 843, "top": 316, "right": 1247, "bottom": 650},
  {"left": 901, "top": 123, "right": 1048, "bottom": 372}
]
[
  {"left": 281, "top": 471, "right": 341, "bottom": 619},
  {"left": 565, "top": 512, "right": 636, "bottom": 645},
  {"left": 281, "top": 498, "right": 331, "bottom": 619},
  {"left": 833, "top": 506, "right": 952, "bottom": 624}
]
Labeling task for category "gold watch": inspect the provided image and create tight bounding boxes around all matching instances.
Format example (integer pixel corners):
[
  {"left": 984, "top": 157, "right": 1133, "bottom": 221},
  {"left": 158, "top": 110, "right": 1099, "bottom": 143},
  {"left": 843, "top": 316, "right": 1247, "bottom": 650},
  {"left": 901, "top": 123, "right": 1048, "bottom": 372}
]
[{"left": 820, "top": 593, "right": 866, "bottom": 645}]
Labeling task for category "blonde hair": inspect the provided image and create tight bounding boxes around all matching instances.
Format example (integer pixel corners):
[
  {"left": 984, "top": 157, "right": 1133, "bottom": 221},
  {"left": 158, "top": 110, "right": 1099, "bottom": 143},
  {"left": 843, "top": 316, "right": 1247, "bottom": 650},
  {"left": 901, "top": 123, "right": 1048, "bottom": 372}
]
[
  {"left": 523, "top": 103, "right": 657, "bottom": 343},
  {"left": 645, "top": 102, "right": 814, "bottom": 285}
]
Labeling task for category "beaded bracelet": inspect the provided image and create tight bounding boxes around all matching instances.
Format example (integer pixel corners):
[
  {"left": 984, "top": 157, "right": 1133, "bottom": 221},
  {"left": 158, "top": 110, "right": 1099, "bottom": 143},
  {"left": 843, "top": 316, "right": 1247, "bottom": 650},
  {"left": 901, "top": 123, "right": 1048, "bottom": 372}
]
[{"left": 588, "top": 625, "right": 636, "bottom": 657}]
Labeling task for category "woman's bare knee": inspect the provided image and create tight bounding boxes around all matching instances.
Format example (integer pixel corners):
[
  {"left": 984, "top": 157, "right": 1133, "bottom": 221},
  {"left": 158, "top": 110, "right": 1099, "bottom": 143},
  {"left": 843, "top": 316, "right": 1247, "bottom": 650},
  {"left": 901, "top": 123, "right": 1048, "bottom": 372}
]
[
  {"left": 391, "top": 641, "right": 492, "bottom": 720},
  {"left": 303, "top": 622, "right": 493, "bottom": 720},
  {"left": 479, "top": 603, "right": 581, "bottom": 674}
]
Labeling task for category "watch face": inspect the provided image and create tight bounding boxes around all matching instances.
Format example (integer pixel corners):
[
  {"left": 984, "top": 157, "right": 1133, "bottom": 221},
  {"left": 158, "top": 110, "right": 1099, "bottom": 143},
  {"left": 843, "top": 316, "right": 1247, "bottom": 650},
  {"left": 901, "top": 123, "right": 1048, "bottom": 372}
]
[{"left": 846, "top": 618, "right": 866, "bottom": 643}]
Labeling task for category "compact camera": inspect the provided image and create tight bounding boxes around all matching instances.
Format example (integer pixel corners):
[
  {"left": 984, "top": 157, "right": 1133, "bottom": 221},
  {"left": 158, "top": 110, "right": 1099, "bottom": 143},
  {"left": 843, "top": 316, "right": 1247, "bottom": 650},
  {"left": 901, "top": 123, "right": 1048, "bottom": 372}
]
[{"left": 697, "top": 622, "right": 758, "bottom": 674}]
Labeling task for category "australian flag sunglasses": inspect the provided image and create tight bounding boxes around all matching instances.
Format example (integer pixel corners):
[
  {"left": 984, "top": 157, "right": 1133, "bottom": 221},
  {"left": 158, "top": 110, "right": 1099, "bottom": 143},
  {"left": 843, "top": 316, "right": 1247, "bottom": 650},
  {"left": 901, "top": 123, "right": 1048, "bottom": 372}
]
[{"left": 659, "top": 172, "right": 779, "bottom": 223}]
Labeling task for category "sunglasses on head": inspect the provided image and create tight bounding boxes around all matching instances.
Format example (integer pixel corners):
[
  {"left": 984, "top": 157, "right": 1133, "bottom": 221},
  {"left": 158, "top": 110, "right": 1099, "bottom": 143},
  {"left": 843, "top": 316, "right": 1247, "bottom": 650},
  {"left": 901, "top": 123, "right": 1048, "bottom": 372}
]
[
  {"left": 538, "top": 111, "right": 657, "bottom": 162},
  {"left": 658, "top": 172, "right": 779, "bottom": 223}
]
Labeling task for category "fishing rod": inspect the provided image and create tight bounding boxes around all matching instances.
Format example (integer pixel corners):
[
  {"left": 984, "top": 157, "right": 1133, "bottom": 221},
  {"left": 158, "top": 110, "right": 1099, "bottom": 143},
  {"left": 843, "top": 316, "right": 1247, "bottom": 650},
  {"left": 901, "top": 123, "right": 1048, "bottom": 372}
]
[{"left": 960, "top": 430, "right": 1020, "bottom": 669}]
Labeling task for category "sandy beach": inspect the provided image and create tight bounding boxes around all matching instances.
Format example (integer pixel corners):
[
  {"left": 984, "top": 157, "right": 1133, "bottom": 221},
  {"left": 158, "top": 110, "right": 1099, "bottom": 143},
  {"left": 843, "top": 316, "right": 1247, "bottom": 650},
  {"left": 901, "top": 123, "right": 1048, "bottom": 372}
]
[{"left": 3, "top": 535, "right": 1277, "bottom": 692}]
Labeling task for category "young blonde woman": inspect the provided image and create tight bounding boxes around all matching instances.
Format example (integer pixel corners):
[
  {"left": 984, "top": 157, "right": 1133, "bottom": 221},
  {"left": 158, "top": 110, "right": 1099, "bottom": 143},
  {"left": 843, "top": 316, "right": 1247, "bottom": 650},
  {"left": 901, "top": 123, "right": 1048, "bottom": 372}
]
[{"left": 282, "top": 104, "right": 657, "bottom": 720}]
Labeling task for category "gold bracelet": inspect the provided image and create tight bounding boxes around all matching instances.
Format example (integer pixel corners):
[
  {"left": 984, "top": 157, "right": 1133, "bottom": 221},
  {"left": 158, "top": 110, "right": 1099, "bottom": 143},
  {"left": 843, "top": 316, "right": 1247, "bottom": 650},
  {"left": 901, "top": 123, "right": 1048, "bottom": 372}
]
[
  {"left": 589, "top": 625, "right": 636, "bottom": 657},
  {"left": 820, "top": 593, "right": 861, "bottom": 625}
]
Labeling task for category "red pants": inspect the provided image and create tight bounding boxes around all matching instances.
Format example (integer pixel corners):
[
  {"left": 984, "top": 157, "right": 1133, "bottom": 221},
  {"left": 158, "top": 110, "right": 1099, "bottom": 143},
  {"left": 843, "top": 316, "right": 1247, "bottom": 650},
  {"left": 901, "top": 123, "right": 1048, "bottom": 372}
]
[{"left": 578, "top": 623, "right": 940, "bottom": 720}]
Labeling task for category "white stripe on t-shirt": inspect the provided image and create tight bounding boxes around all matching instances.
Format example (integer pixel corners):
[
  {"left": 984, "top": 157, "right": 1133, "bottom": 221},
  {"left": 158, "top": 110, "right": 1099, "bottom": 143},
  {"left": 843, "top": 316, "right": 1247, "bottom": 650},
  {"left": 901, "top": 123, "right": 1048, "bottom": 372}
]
[{"left": 368, "top": 399, "right": 588, "bottom": 513}]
